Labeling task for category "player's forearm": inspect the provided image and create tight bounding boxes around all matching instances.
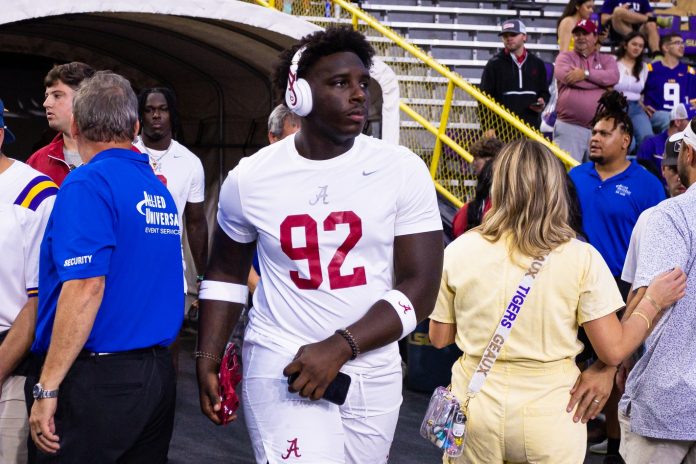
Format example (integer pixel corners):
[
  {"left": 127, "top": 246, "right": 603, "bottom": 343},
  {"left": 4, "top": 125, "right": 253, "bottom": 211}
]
[
  {"left": 0, "top": 298, "right": 37, "bottom": 379},
  {"left": 196, "top": 300, "right": 244, "bottom": 357},
  {"left": 345, "top": 231, "right": 443, "bottom": 354},
  {"left": 197, "top": 227, "right": 255, "bottom": 355},
  {"left": 39, "top": 277, "right": 104, "bottom": 391},
  {"left": 186, "top": 218, "right": 209, "bottom": 276}
]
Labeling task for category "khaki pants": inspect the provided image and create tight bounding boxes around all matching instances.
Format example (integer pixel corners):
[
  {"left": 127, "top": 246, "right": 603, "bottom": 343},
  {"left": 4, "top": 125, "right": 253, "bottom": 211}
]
[
  {"left": 0, "top": 375, "right": 28, "bottom": 464},
  {"left": 446, "top": 356, "right": 586, "bottom": 464},
  {"left": 619, "top": 410, "right": 696, "bottom": 464}
]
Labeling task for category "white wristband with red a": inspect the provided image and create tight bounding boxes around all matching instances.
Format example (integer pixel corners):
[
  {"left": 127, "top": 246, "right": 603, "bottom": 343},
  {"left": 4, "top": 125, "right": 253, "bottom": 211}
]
[{"left": 382, "top": 289, "right": 418, "bottom": 340}]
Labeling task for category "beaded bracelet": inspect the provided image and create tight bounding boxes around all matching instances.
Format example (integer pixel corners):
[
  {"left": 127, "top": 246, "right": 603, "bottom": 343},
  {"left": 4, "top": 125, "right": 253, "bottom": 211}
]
[
  {"left": 336, "top": 329, "right": 360, "bottom": 360},
  {"left": 193, "top": 351, "right": 222, "bottom": 364}
]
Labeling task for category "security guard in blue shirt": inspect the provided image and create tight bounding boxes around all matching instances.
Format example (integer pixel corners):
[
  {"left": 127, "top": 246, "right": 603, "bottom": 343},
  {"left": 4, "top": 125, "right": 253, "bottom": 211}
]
[{"left": 26, "top": 71, "right": 183, "bottom": 463}]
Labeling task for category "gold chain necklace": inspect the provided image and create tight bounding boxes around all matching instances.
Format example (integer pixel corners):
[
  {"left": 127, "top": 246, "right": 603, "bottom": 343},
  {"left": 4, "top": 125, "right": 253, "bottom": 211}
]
[{"left": 144, "top": 140, "right": 173, "bottom": 172}]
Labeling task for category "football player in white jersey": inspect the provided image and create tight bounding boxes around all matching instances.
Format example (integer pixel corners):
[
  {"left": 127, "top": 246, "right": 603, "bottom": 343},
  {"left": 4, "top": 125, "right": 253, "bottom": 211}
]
[{"left": 196, "top": 26, "right": 443, "bottom": 464}]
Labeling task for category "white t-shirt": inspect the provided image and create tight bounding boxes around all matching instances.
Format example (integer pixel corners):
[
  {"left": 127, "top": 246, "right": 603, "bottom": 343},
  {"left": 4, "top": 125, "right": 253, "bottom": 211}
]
[
  {"left": 134, "top": 138, "right": 205, "bottom": 224},
  {"left": 134, "top": 138, "right": 205, "bottom": 292},
  {"left": 217, "top": 133, "right": 442, "bottom": 375},
  {"left": 615, "top": 60, "right": 648, "bottom": 102},
  {"left": 0, "top": 160, "right": 56, "bottom": 330},
  {"left": 621, "top": 205, "right": 654, "bottom": 285}
]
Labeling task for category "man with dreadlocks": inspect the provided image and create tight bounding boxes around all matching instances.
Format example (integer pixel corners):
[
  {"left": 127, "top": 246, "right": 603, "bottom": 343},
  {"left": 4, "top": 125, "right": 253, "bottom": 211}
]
[{"left": 569, "top": 90, "right": 665, "bottom": 464}]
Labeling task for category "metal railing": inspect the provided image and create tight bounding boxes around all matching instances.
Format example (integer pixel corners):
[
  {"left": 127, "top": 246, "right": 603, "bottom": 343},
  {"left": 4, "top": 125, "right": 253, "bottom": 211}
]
[{"left": 248, "top": 0, "right": 577, "bottom": 208}]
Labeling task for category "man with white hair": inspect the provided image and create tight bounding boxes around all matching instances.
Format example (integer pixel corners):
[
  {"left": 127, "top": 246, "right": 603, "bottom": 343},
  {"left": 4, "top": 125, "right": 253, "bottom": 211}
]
[
  {"left": 267, "top": 104, "right": 301, "bottom": 144},
  {"left": 27, "top": 71, "right": 183, "bottom": 462}
]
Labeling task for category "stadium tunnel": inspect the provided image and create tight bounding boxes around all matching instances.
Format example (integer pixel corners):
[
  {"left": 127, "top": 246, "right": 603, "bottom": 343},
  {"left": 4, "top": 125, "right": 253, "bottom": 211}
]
[
  {"left": 0, "top": 0, "right": 401, "bottom": 194},
  {"left": 0, "top": 0, "right": 403, "bottom": 286}
]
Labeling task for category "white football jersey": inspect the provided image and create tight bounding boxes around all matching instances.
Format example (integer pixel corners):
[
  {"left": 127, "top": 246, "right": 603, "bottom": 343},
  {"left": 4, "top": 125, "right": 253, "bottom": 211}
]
[
  {"left": 218, "top": 134, "right": 442, "bottom": 373},
  {"left": 0, "top": 160, "right": 56, "bottom": 330}
]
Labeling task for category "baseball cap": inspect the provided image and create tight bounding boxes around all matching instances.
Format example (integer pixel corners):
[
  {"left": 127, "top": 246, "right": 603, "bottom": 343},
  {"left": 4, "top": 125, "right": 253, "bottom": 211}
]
[
  {"left": 0, "top": 99, "right": 16, "bottom": 145},
  {"left": 499, "top": 19, "right": 526, "bottom": 36},
  {"left": 662, "top": 131, "right": 684, "bottom": 166},
  {"left": 682, "top": 118, "right": 696, "bottom": 151},
  {"left": 572, "top": 19, "right": 597, "bottom": 35},
  {"left": 670, "top": 103, "right": 688, "bottom": 121}
]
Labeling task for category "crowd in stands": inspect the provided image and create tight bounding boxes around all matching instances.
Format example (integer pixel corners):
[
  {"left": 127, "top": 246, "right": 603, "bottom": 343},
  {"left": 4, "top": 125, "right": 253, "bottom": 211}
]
[
  {"left": 459, "top": 6, "right": 695, "bottom": 462},
  {"left": 480, "top": 0, "right": 695, "bottom": 164},
  {"left": 0, "top": 3, "right": 695, "bottom": 462}
]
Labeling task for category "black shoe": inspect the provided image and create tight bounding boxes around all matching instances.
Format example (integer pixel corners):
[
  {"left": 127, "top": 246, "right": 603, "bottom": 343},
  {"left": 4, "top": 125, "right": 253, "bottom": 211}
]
[{"left": 603, "top": 454, "right": 625, "bottom": 464}]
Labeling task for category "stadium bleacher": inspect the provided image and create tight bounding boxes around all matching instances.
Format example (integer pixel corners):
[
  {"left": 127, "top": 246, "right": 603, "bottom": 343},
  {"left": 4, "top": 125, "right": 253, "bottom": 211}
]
[{"left": 361, "top": 0, "right": 680, "bottom": 80}]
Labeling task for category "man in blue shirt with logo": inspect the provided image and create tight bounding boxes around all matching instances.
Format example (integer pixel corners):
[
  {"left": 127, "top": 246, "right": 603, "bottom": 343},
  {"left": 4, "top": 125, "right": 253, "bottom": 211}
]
[
  {"left": 570, "top": 91, "right": 665, "bottom": 290},
  {"left": 26, "top": 71, "right": 183, "bottom": 463},
  {"left": 569, "top": 90, "right": 664, "bottom": 464}
]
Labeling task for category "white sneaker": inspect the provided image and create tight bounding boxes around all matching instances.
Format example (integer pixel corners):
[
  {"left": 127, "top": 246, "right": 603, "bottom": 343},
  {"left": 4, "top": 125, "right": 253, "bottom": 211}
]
[{"left": 590, "top": 439, "right": 608, "bottom": 455}]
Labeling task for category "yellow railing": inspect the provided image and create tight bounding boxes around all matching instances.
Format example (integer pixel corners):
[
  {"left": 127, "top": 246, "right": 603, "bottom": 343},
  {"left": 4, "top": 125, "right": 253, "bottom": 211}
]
[{"left": 248, "top": 0, "right": 577, "bottom": 208}]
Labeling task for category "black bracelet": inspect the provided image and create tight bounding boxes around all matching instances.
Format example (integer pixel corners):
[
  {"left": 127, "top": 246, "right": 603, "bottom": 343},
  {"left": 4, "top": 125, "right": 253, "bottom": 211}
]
[{"left": 335, "top": 329, "right": 360, "bottom": 360}]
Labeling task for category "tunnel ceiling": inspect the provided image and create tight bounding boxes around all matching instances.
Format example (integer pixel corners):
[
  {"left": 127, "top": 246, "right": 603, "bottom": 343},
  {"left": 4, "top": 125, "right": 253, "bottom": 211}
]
[{"left": 0, "top": 1, "right": 322, "bottom": 165}]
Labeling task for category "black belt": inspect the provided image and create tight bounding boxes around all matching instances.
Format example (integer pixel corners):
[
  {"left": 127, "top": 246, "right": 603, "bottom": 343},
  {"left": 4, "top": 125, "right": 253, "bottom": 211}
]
[
  {"left": 76, "top": 345, "right": 167, "bottom": 359},
  {"left": 0, "top": 329, "right": 33, "bottom": 377}
]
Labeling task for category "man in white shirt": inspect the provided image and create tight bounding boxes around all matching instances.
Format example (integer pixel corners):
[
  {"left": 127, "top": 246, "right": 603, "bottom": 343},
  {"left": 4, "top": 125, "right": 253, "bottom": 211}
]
[
  {"left": 135, "top": 87, "right": 208, "bottom": 370},
  {"left": 0, "top": 101, "right": 57, "bottom": 464},
  {"left": 134, "top": 88, "right": 208, "bottom": 295},
  {"left": 195, "top": 26, "right": 443, "bottom": 464}
]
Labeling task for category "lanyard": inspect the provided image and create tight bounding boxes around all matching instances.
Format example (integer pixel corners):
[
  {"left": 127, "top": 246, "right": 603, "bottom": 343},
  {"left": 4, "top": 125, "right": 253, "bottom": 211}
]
[{"left": 466, "top": 254, "right": 548, "bottom": 396}]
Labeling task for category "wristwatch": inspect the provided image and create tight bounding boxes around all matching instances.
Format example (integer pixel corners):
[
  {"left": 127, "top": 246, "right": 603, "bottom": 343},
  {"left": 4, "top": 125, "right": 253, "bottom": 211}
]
[
  {"left": 584, "top": 69, "right": 590, "bottom": 78},
  {"left": 32, "top": 383, "right": 58, "bottom": 400}
]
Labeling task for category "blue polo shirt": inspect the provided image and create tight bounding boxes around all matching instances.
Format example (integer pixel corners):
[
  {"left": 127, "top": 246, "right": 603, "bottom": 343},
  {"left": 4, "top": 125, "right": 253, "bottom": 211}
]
[
  {"left": 33, "top": 148, "right": 184, "bottom": 354},
  {"left": 569, "top": 161, "right": 665, "bottom": 277}
]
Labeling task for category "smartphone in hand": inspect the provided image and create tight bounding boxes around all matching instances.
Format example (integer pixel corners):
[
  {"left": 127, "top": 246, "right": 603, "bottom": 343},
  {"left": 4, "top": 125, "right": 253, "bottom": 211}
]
[{"left": 287, "top": 371, "right": 352, "bottom": 405}]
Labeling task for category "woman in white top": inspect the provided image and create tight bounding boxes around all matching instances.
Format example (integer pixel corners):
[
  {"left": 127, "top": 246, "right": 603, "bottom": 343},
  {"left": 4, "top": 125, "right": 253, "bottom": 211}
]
[{"left": 614, "top": 32, "right": 653, "bottom": 149}]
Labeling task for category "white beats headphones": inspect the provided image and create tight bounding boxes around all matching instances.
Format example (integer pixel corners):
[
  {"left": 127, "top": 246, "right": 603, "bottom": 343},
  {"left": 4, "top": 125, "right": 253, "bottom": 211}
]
[{"left": 285, "top": 46, "right": 313, "bottom": 117}]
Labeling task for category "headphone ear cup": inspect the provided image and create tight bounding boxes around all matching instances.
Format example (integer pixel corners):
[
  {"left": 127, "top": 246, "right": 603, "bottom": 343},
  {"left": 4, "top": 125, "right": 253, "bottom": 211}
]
[{"left": 289, "top": 78, "right": 312, "bottom": 117}]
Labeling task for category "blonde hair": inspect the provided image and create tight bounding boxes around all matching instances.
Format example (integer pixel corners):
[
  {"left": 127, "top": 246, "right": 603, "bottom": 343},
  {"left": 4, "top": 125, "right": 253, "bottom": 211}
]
[{"left": 478, "top": 139, "right": 576, "bottom": 257}]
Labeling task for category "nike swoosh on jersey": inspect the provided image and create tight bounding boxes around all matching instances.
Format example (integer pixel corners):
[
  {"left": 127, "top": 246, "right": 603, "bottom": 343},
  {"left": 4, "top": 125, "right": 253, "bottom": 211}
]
[{"left": 362, "top": 170, "right": 377, "bottom": 176}]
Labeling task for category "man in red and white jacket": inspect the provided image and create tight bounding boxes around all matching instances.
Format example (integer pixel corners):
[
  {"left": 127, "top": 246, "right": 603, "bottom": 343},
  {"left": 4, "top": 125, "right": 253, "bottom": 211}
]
[{"left": 27, "top": 62, "right": 95, "bottom": 185}]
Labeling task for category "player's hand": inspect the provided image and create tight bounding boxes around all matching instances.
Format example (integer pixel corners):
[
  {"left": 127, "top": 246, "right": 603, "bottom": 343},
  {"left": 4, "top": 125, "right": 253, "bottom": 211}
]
[
  {"left": 196, "top": 358, "right": 223, "bottom": 425},
  {"left": 564, "top": 68, "right": 585, "bottom": 84},
  {"left": 29, "top": 397, "right": 60, "bottom": 454},
  {"left": 283, "top": 334, "right": 353, "bottom": 401},
  {"left": 645, "top": 267, "right": 686, "bottom": 313},
  {"left": 566, "top": 361, "right": 616, "bottom": 424}
]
